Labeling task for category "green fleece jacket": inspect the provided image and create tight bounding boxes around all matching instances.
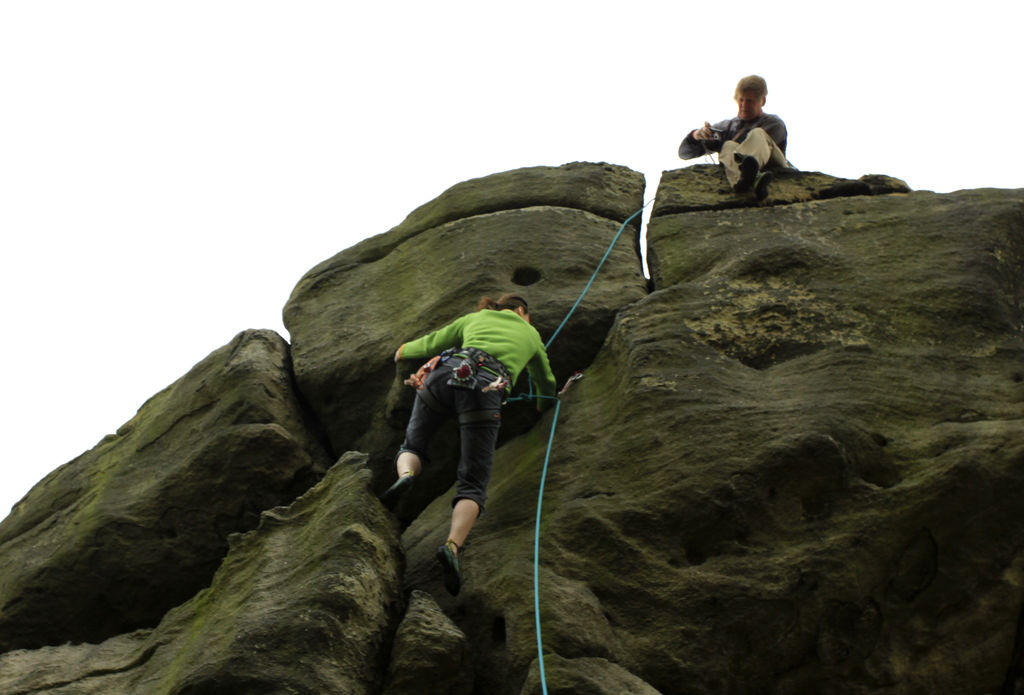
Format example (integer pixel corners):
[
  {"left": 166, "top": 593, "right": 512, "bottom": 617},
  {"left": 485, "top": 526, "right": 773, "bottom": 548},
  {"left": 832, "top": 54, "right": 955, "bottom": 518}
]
[{"left": 399, "top": 309, "right": 557, "bottom": 405}]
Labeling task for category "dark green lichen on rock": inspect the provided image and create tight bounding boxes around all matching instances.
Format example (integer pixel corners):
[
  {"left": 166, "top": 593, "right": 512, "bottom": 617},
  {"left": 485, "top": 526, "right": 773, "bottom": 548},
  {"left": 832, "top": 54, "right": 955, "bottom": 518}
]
[
  {"left": 0, "top": 329, "right": 332, "bottom": 653},
  {"left": 282, "top": 162, "right": 649, "bottom": 521},
  {"left": 2, "top": 160, "right": 1023, "bottom": 695}
]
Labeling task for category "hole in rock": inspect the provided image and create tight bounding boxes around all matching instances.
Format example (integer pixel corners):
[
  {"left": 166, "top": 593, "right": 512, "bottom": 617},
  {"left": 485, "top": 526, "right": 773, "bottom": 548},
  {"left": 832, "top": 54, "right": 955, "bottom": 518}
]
[
  {"left": 492, "top": 616, "right": 507, "bottom": 644},
  {"left": 685, "top": 544, "right": 707, "bottom": 566},
  {"left": 511, "top": 267, "right": 542, "bottom": 286},
  {"left": 801, "top": 495, "right": 831, "bottom": 520}
]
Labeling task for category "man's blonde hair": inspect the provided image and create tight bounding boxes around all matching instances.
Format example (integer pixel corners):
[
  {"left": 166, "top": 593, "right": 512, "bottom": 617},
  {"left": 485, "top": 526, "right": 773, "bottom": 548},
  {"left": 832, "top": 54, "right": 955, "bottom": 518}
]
[{"left": 734, "top": 75, "right": 768, "bottom": 100}]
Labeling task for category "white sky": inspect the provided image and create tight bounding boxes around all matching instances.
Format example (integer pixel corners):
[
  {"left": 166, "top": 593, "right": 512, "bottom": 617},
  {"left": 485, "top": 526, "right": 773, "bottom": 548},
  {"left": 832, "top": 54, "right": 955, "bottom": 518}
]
[{"left": 2, "top": 1, "right": 1022, "bottom": 522}]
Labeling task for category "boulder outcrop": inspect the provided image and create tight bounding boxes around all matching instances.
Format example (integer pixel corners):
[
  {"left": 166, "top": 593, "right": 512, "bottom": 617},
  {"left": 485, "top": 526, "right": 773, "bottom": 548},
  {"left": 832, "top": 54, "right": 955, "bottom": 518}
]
[
  {"left": 0, "top": 330, "right": 331, "bottom": 652},
  {"left": 2, "top": 161, "right": 1023, "bottom": 694},
  {"left": 381, "top": 590, "right": 473, "bottom": 695},
  {"left": 282, "top": 162, "right": 648, "bottom": 520},
  {"left": 401, "top": 171, "right": 1024, "bottom": 693},
  {"left": 650, "top": 163, "right": 911, "bottom": 217},
  {"left": 0, "top": 452, "right": 401, "bottom": 694}
]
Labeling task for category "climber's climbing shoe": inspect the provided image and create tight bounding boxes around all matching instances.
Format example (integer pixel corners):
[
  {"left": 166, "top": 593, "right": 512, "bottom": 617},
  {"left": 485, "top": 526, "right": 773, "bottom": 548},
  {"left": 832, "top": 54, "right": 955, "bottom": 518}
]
[
  {"left": 436, "top": 539, "right": 461, "bottom": 596},
  {"left": 380, "top": 474, "right": 414, "bottom": 511}
]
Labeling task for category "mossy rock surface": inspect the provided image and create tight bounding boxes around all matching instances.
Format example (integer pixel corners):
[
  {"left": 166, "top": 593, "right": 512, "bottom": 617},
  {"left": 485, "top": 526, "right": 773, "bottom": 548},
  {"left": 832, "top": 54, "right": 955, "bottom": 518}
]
[
  {"left": 401, "top": 188, "right": 1024, "bottom": 694},
  {"left": 651, "top": 164, "right": 910, "bottom": 217},
  {"left": 3, "top": 163, "right": 1024, "bottom": 694},
  {"left": 0, "top": 330, "right": 332, "bottom": 652},
  {"left": 283, "top": 163, "right": 648, "bottom": 513},
  {"left": 340, "top": 161, "right": 647, "bottom": 264},
  {"left": 381, "top": 589, "right": 473, "bottom": 695},
  {"left": 0, "top": 452, "right": 402, "bottom": 695},
  {"left": 648, "top": 188, "right": 1024, "bottom": 357}
]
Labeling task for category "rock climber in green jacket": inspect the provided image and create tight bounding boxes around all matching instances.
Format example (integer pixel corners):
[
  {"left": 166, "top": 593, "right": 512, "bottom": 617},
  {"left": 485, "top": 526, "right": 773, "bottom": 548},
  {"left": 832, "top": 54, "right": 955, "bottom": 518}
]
[{"left": 381, "top": 293, "right": 557, "bottom": 595}]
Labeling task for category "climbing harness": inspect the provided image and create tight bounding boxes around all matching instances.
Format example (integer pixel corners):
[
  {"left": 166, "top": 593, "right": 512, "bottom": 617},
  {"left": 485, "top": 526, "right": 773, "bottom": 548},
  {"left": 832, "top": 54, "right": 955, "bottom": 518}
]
[
  {"left": 404, "top": 347, "right": 510, "bottom": 392},
  {"left": 452, "top": 347, "right": 509, "bottom": 381}
]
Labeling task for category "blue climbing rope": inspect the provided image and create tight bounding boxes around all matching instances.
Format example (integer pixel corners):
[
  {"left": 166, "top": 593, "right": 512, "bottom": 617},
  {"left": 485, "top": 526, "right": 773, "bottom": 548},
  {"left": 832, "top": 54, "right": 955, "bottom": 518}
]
[
  {"left": 521, "top": 200, "right": 651, "bottom": 400},
  {"left": 533, "top": 395, "right": 560, "bottom": 694},
  {"left": 544, "top": 203, "right": 648, "bottom": 351},
  {"left": 522, "top": 202, "right": 650, "bottom": 695}
]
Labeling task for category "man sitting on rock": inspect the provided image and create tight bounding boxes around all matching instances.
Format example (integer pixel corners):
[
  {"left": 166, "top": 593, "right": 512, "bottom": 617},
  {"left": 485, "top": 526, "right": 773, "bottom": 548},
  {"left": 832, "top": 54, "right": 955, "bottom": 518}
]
[{"left": 678, "top": 74, "right": 790, "bottom": 200}]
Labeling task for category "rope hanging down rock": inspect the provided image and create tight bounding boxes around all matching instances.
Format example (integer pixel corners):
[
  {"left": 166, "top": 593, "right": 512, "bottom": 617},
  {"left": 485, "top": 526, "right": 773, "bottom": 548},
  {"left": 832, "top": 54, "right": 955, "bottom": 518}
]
[{"left": 509, "top": 201, "right": 650, "bottom": 695}]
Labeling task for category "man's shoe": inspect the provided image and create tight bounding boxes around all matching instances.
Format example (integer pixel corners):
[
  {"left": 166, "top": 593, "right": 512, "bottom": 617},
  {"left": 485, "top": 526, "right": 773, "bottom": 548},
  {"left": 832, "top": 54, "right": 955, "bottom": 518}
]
[
  {"left": 436, "top": 540, "right": 462, "bottom": 596},
  {"left": 380, "top": 474, "right": 414, "bottom": 511},
  {"left": 754, "top": 170, "right": 775, "bottom": 201},
  {"left": 734, "top": 155, "right": 759, "bottom": 193}
]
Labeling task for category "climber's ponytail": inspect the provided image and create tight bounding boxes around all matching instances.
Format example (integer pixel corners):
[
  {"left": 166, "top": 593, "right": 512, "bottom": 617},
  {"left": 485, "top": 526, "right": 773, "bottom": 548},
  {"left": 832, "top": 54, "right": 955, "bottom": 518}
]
[{"left": 477, "top": 294, "right": 529, "bottom": 313}]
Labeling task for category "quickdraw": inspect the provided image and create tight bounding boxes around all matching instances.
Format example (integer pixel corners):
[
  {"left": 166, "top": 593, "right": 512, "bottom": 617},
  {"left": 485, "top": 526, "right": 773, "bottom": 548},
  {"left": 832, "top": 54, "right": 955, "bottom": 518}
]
[
  {"left": 403, "top": 355, "right": 441, "bottom": 389},
  {"left": 559, "top": 370, "right": 584, "bottom": 395},
  {"left": 482, "top": 375, "right": 509, "bottom": 393},
  {"left": 402, "top": 348, "right": 455, "bottom": 390}
]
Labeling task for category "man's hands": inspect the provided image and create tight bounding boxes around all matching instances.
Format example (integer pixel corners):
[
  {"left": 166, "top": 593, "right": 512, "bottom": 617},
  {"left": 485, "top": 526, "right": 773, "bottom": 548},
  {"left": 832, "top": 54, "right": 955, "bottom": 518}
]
[{"left": 692, "top": 121, "right": 715, "bottom": 141}]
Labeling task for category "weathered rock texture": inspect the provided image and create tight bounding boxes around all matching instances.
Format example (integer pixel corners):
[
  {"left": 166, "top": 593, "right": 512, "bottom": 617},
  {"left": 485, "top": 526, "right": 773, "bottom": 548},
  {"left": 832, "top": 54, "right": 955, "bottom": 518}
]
[
  {"left": 400, "top": 172, "right": 1024, "bottom": 694},
  {"left": 283, "top": 162, "right": 648, "bottom": 519},
  {"left": 650, "top": 164, "right": 911, "bottom": 217},
  {"left": 0, "top": 451, "right": 402, "bottom": 694},
  {"left": 2, "top": 161, "right": 1023, "bottom": 695},
  {"left": 0, "top": 329, "right": 331, "bottom": 653},
  {"left": 381, "top": 590, "right": 473, "bottom": 695}
]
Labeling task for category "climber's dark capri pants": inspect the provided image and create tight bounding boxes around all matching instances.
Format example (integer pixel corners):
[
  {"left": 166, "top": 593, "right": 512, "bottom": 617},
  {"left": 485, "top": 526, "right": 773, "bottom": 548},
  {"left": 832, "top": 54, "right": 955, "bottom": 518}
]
[{"left": 398, "top": 362, "right": 502, "bottom": 511}]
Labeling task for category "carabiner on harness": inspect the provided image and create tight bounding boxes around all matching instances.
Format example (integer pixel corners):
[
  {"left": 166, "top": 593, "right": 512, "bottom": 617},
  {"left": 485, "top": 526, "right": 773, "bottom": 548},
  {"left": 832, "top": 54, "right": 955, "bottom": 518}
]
[
  {"left": 482, "top": 375, "right": 510, "bottom": 392},
  {"left": 403, "top": 348, "right": 456, "bottom": 390},
  {"left": 404, "top": 355, "right": 441, "bottom": 389}
]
